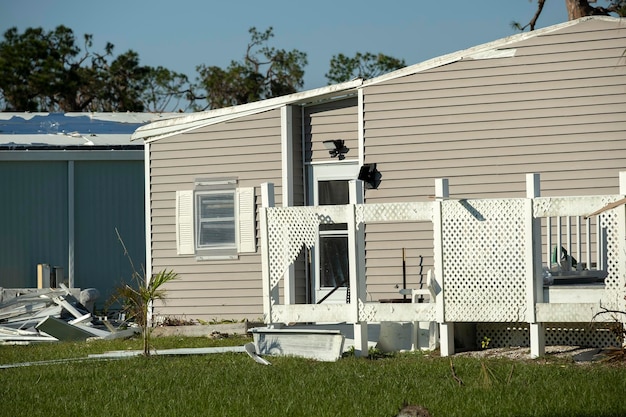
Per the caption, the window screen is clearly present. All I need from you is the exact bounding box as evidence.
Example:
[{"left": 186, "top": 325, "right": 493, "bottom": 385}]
[{"left": 196, "top": 190, "right": 236, "bottom": 249}]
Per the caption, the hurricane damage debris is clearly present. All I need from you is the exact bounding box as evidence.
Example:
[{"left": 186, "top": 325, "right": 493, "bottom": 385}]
[{"left": 0, "top": 284, "right": 138, "bottom": 344}]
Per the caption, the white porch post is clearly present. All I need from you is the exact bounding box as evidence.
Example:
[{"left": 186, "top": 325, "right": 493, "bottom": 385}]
[
  {"left": 619, "top": 173, "right": 626, "bottom": 327},
  {"left": 526, "top": 173, "right": 545, "bottom": 358},
  {"left": 434, "top": 178, "right": 454, "bottom": 356},
  {"left": 529, "top": 323, "right": 545, "bottom": 358},
  {"left": 349, "top": 180, "right": 368, "bottom": 357},
  {"left": 260, "top": 183, "right": 276, "bottom": 324},
  {"left": 281, "top": 106, "right": 296, "bottom": 305}
]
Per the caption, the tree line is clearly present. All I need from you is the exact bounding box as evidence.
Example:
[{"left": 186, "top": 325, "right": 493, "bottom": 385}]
[
  {"left": 1, "top": 1, "right": 623, "bottom": 113},
  {"left": 0, "top": 26, "right": 405, "bottom": 113}
]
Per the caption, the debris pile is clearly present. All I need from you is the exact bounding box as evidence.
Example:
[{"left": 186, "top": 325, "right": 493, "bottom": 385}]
[{"left": 0, "top": 284, "right": 138, "bottom": 344}]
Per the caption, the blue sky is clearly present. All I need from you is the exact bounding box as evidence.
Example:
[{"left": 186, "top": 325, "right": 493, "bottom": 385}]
[{"left": 2, "top": 1, "right": 569, "bottom": 90}]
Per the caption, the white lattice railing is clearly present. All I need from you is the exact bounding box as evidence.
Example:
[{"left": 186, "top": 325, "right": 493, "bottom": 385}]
[{"left": 259, "top": 174, "right": 626, "bottom": 357}]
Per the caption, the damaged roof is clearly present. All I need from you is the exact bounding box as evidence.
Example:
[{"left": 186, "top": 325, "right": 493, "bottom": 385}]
[{"left": 0, "top": 112, "right": 176, "bottom": 150}]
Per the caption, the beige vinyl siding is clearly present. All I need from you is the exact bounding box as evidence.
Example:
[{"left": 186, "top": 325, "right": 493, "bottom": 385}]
[
  {"left": 290, "top": 106, "right": 305, "bottom": 206},
  {"left": 149, "top": 109, "right": 282, "bottom": 321},
  {"left": 361, "top": 19, "right": 626, "bottom": 301},
  {"left": 288, "top": 107, "right": 309, "bottom": 303},
  {"left": 304, "top": 97, "right": 358, "bottom": 163},
  {"left": 364, "top": 222, "right": 434, "bottom": 299}
]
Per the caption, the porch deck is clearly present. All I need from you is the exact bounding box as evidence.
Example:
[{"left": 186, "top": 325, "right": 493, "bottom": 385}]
[{"left": 259, "top": 173, "right": 626, "bottom": 358}]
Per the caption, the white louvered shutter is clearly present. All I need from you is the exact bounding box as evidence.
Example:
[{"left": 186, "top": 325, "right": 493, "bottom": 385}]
[
  {"left": 236, "top": 187, "right": 256, "bottom": 253},
  {"left": 176, "top": 190, "right": 195, "bottom": 255}
]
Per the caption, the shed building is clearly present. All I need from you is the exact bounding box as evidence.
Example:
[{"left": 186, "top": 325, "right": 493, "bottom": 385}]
[{"left": 0, "top": 112, "right": 174, "bottom": 308}]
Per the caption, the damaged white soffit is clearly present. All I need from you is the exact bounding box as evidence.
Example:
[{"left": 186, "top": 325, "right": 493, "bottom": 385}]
[{"left": 463, "top": 48, "right": 517, "bottom": 60}]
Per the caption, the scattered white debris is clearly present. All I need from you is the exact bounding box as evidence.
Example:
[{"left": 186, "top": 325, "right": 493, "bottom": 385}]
[
  {"left": 244, "top": 342, "right": 271, "bottom": 365},
  {"left": 0, "top": 285, "right": 136, "bottom": 344}
]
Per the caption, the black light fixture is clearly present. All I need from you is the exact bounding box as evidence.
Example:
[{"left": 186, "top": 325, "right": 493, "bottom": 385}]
[
  {"left": 358, "top": 163, "right": 381, "bottom": 189},
  {"left": 322, "top": 139, "right": 349, "bottom": 160}
]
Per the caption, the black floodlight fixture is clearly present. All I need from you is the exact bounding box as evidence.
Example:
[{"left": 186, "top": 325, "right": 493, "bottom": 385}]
[
  {"left": 358, "top": 163, "right": 381, "bottom": 189},
  {"left": 323, "top": 139, "right": 349, "bottom": 160}
]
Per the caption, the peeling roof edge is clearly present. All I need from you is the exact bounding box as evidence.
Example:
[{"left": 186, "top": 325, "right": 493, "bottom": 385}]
[
  {"left": 362, "top": 16, "right": 621, "bottom": 88},
  {"left": 132, "top": 79, "right": 363, "bottom": 143},
  {"left": 464, "top": 49, "right": 518, "bottom": 60}
]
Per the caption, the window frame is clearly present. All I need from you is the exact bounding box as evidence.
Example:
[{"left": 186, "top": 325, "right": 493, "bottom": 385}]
[
  {"left": 195, "top": 188, "right": 237, "bottom": 251},
  {"left": 194, "top": 178, "right": 238, "bottom": 259},
  {"left": 175, "top": 178, "right": 256, "bottom": 260}
]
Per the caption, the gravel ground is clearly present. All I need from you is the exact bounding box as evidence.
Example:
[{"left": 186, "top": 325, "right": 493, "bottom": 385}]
[{"left": 453, "top": 345, "right": 608, "bottom": 362}]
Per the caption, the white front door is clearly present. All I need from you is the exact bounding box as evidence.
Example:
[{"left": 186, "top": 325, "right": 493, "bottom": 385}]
[{"left": 308, "top": 162, "right": 360, "bottom": 303}]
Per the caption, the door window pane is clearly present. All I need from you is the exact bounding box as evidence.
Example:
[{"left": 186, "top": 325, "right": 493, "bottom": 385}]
[
  {"left": 312, "top": 168, "right": 358, "bottom": 301},
  {"left": 319, "top": 235, "right": 349, "bottom": 288},
  {"left": 318, "top": 180, "right": 349, "bottom": 205}
]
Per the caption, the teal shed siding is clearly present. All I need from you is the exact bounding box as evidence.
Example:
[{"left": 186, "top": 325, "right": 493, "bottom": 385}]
[
  {"left": 0, "top": 161, "right": 68, "bottom": 288},
  {"left": 73, "top": 160, "right": 145, "bottom": 304},
  {"left": 0, "top": 158, "right": 145, "bottom": 308}
]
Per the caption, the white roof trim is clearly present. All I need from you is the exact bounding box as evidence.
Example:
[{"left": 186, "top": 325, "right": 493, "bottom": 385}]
[
  {"left": 464, "top": 49, "right": 517, "bottom": 60},
  {"left": 362, "top": 16, "right": 620, "bottom": 87},
  {"left": 132, "top": 79, "right": 363, "bottom": 143}
]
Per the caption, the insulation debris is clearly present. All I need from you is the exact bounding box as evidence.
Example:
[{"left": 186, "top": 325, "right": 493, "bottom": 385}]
[{"left": 0, "top": 285, "right": 138, "bottom": 344}]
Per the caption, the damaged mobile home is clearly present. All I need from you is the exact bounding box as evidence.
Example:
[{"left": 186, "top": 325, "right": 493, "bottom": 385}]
[{"left": 132, "top": 17, "right": 626, "bottom": 355}]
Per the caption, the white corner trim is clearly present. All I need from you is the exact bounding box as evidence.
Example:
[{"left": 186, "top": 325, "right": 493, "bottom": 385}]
[
  {"left": 357, "top": 89, "right": 365, "bottom": 167},
  {"left": 144, "top": 143, "right": 153, "bottom": 283}
]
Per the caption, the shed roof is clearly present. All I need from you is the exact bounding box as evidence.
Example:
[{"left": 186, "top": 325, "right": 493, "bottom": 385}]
[
  {"left": 0, "top": 112, "right": 176, "bottom": 149},
  {"left": 132, "top": 16, "right": 622, "bottom": 144}
]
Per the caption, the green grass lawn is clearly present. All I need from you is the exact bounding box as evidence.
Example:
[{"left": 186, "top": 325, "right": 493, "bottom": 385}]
[{"left": 1, "top": 335, "right": 625, "bottom": 417}]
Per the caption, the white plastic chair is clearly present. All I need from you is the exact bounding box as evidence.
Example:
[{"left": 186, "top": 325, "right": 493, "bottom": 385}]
[
  {"left": 398, "top": 269, "right": 439, "bottom": 351},
  {"left": 399, "top": 269, "right": 436, "bottom": 303}
]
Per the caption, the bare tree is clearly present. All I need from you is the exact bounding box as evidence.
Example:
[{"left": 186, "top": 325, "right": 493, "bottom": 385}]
[{"left": 514, "top": 0, "right": 626, "bottom": 31}]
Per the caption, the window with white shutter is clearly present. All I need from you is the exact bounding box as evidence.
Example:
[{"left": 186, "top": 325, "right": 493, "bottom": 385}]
[{"left": 175, "top": 179, "right": 256, "bottom": 259}]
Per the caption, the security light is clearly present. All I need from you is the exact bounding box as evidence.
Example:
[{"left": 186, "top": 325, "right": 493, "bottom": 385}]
[
  {"left": 358, "top": 163, "right": 381, "bottom": 189},
  {"left": 322, "top": 139, "right": 349, "bottom": 160}
]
